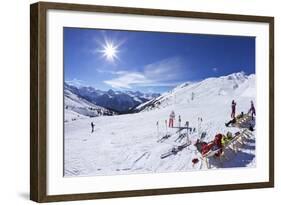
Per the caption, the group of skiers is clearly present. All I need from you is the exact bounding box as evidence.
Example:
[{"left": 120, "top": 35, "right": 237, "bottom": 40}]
[
  {"left": 194, "top": 130, "right": 239, "bottom": 160},
  {"left": 191, "top": 99, "right": 256, "bottom": 164},
  {"left": 231, "top": 100, "right": 256, "bottom": 120},
  {"left": 166, "top": 99, "right": 255, "bottom": 130},
  {"left": 226, "top": 100, "right": 256, "bottom": 127}
]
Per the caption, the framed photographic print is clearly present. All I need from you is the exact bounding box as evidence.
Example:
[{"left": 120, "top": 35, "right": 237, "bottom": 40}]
[{"left": 30, "top": 1, "right": 274, "bottom": 203}]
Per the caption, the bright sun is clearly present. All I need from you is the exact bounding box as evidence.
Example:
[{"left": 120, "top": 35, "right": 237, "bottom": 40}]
[{"left": 100, "top": 40, "right": 120, "bottom": 62}]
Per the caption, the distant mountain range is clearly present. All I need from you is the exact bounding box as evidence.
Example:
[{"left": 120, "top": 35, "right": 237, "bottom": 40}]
[{"left": 64, "top": 83, "right": 160, "bottom": 113}]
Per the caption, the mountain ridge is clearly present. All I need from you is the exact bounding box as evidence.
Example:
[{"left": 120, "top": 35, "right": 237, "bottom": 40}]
[
  {"left": 64, "top": 83, "right": 160, "bottom": 113},
  {"left": 134, "top": 72, "right": 255, "bottom": 112}
]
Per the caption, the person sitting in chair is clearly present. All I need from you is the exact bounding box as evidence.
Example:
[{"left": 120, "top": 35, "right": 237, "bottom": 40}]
[{"left": 225, "top": 112, "right": 244, "bottom": 127}]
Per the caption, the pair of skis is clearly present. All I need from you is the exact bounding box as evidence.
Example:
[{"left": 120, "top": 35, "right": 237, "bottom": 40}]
[
  {"left": 157, "top": 134, "right": 172, "bottom": 143},
  {"left": 159, "top": 123, "right": 195, "bottom": 159},
  {"left": 160, "top": 141, "right": 191, "bottom": 159},
  {"left": 174, "top": 133, "right": 188, "bottom": 143}
]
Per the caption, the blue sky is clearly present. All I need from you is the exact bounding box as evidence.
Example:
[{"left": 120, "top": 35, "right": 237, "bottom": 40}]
[{"left": 64, "top": 27, "right": 255, "bottom": 93}]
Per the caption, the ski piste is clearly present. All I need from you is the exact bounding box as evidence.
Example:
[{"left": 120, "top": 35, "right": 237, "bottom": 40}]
[
  {"left": 160, "top": 142, "right": 191, "bottom": 159},
  {"left": 64, "top": 72, "right": 256, "bottom": 176}
]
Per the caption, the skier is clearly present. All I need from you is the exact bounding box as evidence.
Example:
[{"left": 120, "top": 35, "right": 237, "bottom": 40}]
[
  {"left": 248, "top": 100, "right": 256, "bottom": 120},
  {"left": 231, "top": 100, "right": 236, "bottom": 119},
  {"left": 168, "top": 111, "right": 175, "bottom": 128},
  {"left": 221, "top": 132, "right": 233, "bottom": 146},
  {"left": 91, "top": 122, "right": 95, "bottom": 133},
  {"left": 191, "top": 92, "right": 195, "bottom": 101}
]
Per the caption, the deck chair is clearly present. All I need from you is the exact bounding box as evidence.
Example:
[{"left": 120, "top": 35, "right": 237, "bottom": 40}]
[
  {"left": 233, "top": 114, "right": 253, "bottom": 128},
  {"left": 199, "top": 146, "right": 222, "bottom": 169},
  {"left": 223, "top": 129, "right": 248, "bottom": 153},
  {"left": 200, "top": 129, "right": 249, "bottom": 168}
]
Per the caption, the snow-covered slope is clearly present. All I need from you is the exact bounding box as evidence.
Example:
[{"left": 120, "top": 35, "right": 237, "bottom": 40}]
[
  {"left": 64, "top": 85, "right": 115, "bottom": 122},
  {"left": 64, "top": 72, "right": 256, "bottom": 177},
  {"left": 135, "top": 72, "right": 255, "bottom": 112}
]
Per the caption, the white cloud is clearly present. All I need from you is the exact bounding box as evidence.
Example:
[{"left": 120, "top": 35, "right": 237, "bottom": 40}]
[
  {"left": 96, "top": 68, "right": 128, "bottom": 75},
  {"left": 65, "top": 78, "right": 87, "bottom": 87},
  {"left": 104, "top": 57, "right": 186, "bottom": 89},
  {"left": 105, "top": 72, "right": 147, "bottom": 89}
]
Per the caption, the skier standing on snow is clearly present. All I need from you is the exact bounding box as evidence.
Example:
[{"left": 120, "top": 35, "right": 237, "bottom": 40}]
[
  {"left": 231, "top": 100, "right": 236, "bottom": 119},
  {"left": 168, "top": 111, "right": 175, "bottom": 128},
  {"left": 91, "top": 122, "right": 95, "bottom": 133},
  {"left": 191, "top": 92, "right": 195, "bottom": 101},
  {"left": 248, "top": 100, "right": 256, "bottom": 120}
]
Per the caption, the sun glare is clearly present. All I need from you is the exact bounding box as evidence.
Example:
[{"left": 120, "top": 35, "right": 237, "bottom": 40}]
[{"left": 100, "top": 39, "right": 120, "bottom": 62}]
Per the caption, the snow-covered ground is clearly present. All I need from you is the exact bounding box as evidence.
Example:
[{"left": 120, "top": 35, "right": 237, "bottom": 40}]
[{"left": 64, "top": 72, "right": 256, "bottom": 177}]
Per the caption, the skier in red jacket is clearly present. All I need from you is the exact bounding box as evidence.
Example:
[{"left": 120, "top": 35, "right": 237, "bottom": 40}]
[
  {"left": 195, "top": 134, "right": 223, "bottom": 157},
  {"left": 231, "top": 100, "right": 236, "bottom": 119}
]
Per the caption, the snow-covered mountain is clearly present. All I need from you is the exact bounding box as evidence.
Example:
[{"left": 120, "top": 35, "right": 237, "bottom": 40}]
[
  {"left": 134, "top": 72, "right": 255, "bottom": 112},
  {"left": 64, "top": 83, "right": 160, "bottom": 113},
  {"left": 64, "top": 72, "right": 256, "bottom": 177},
  {"left": 64, "top": 84, "right": 116, "bottom": 122}
]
